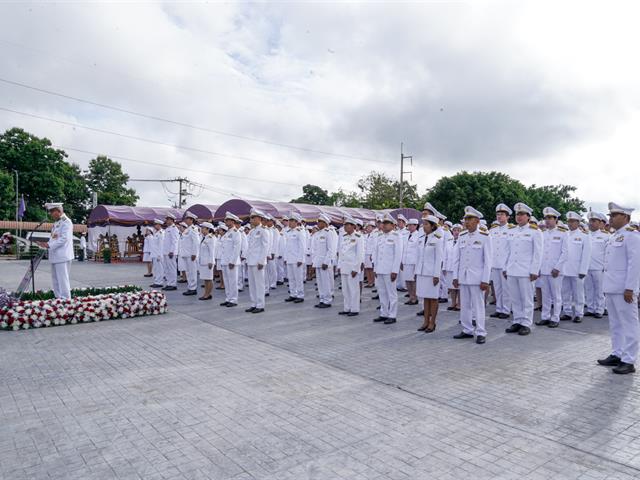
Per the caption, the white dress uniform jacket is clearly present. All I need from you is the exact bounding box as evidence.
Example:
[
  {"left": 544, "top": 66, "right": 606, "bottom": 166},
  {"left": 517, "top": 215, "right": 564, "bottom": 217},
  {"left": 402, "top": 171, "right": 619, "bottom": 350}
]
[
  {"left": 452, "top": 229, "right": 492, "bottom": 285},
  {"left": 541, "top": 227, "right": 568, "bottom": 275},
  {"left": 339, "top": 231, "right": 365, "bottom": 313},
  {"left": 48, "top": 214, "right": 74, "bottom": 264},
  {"left": 374, "top": 231, "right": 402, "bottom": 275},
  {"left": 162, "top": 224, "right": 179, "bottom": 257},
  {"left": 311, "top": 228, "right": 337, "bottom": 267},
  {"left": 247, "top": 225, "right": 270, "bottom": 266},
  {"left": 564, "top": 228, "right": 591, "bottom": 277}
]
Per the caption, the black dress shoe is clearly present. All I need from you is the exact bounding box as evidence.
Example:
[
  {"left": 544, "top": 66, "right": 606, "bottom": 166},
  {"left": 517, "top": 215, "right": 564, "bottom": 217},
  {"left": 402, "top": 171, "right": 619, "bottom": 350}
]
[
  {"left": 177, "top": 279, "right": 187, "bottom": 284},
  {"left": 284, "top": 297, "right": 296, "bottom": 302},
  {"left": 603, "top": 310, "right": 608, "bottom": 316},
  {"left": 251, "top": 308, "right": 265, "bottom": 314},
  {"left": 453, "top": 332, "right": 474, "bottom": 339},
  {"left": 198, "top": 296, "right": 212, "bottom": 301},
  {"left": 498, "top": 313, "right": 510, "bottom": 319},
  {"left": 317, "top": 303, "right": 331, "bottom": 308},
  {"left": 573, "top": 317, "right": 582, "bottom": 323},
  {"left": 597, "top": 355, "right": 621, "bottom": 366},
  {"left": 535, "top": 319, "right": 550, "bottom": 326},
  {"left": 594, "top": 313, "right": 603, "bottom": 319},
  {"left": 165, "top": 286, "right": 177, "bottom": 291},
  {"left": 338, "top": 311, "right": 349, "bottom": 315},
  {"left": 489, "top": 312, "right": 501, "bottom": 318},
  {"left": 220, "top": 301, "right": 229, "bottom": 306},
  {"left": 373, "top": 317, "right": 387, "bottom": 322},
  {"left": 476, "top": 336, "right": 486, "bottom": 344},
  {"left": 417, "top": 325, "right": 427, "bottom": 331},
  {"left": 518, "top": 326, "right": 531, "bottom": 335},
  {"left": 384, "top": 318, "right": 396, "bottom": 324},
  {"left": 293, "top": 298, "right": 304, "bottom": 303},
  {"left": 505, "top": 324, "right": 522, "bottom": 333},
  {"left": 404, "top": 293, "right": 410, "bottom": 297},
  {"left": 547, "top": 321, "right": 559, "bottom": 328},
  {"left": 376, "top": 305, "right": 381, "bottom": 310},
  {"left": 182, "top": 290, "right": 197, "bottom": 296},
  {"left": 613, "top": 362, "right": 636, "bottom": 374},
  {"left": 226, "top": 303, "right": 237, "bottom": 307},
  {"left": 245, "top": 307, "right": 256, "bottom": 313},
  {"left": 438, "top": 298, "right": 448, "bottom": 303},
  {"left": 143, "top": 274, "right": 153, "bottom": 278},
  {"left": 347, "top": 312, "right": 359, "bottom": 317},
  {"left": 584, "top": 311, "right": 595, "bottom": 317},
  {"left": 472, "top": 320, "right": 476, "bottom": 327},
  {"left": 416, "top": 310, "right": 424, "bottom": 316},
  {"left": 446, "top": 306, "right": 455, "bottom": 311},
  {"left": 372, "top": 295, "right": 379, "bottom": 300},
  {"left": 560, "top": 314, "right": 572, "bottom": 321},
  {"left": 397, "top": 288, "right": 408, "bottom": 292},
  {"left": 265, "top": 293, "right": 270, "bottom": 297},
  {"left": 276, "top": 281, "right": 284, "bottom": 286},
  {"left": 149, "top": 284, "right": 163, "bottom": 288},
  {"left": 405, "top": 300, "right": 419, "bottom": 305}
]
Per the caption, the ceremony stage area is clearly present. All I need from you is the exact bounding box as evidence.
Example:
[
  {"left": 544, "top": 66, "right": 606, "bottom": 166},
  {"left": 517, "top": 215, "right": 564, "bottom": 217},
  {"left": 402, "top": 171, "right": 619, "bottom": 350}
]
[{"left": 2, "top": 261, "right": 639, "bottom": 479}]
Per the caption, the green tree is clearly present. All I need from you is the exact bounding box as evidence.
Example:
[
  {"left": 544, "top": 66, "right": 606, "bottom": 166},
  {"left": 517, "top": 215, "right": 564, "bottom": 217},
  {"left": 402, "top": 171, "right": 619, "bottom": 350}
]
[
  {"left": 0, "top": 170, "right": 15, "bottom": 219},
  {"left": 0, "top": 127, "right": 90, "bottom": 223},
  {"left": 84, "top": 155, "right": 138, "bottom": 206},
  {"left": 525, "top": 184, "right": 585, "bottom": 219},
  {"left": 356, "top": 172, "right": 420, "bottom": 210},
  {"left": 291, "top": 184, "right": 331, "bottom": 205},
  {"left": 328, "top": 188, "right": 361, "bottom": 207}
]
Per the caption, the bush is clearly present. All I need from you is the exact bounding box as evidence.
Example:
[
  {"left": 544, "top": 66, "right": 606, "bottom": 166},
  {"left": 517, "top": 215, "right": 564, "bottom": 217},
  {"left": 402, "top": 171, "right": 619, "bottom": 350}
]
[{"left": 18, "top": 285, "right": 141, "bottom": 302}]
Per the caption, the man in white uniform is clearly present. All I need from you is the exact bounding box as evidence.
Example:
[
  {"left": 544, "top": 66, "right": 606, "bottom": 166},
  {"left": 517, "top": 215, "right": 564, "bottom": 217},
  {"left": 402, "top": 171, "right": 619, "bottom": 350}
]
[
  {"left": 312, "top": 214, "right": 337, "bottom": 308},
  {"left": 338, "top": 217, "right": 365, "bottom": 316},
  {"left": 284, "top": 212, "right": 307, "bottom": 303},
  {"left": 561, "top": 211, "right": 591, "bottom": 322},
  {"left": 373, "top": 213, "right": 403, "bottom": 324},
  {"left": 597, "top": 203, "right": 640, "bottom": 374},
  {"left": 181, "top": 212, "right": 200, "bottom": 296},
  {"left": 585, "top": 212, "right": 609, "bottom": 318},
  {"left": 452, "top": 206, "right": 493, "bottom": 344},
  {"left": 245, "top": 209, "right": 270, "bottom": 313},
  {"left": 45, "top": 202, "right": 74, "bottom": 299},
  {"left": 490, "top": 203, "right": 513, "bottom": 319},
  {"left": 219, "top": 212, "right": 242, "bottom": 307},
  {"left": 402, "top": 218, "right": 420, "bottom": 305},
  {"left": 161, "top": 213, "right": 179, "bottom": 291},
  {"left": 149, "top": 219, "right": 165, "bottom": 288}
]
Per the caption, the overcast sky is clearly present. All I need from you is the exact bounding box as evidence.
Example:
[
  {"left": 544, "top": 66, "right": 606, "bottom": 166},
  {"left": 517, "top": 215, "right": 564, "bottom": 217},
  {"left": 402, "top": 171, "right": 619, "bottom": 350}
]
[{"left": 1, "top": 1, "right": 639, "bottom": 218}]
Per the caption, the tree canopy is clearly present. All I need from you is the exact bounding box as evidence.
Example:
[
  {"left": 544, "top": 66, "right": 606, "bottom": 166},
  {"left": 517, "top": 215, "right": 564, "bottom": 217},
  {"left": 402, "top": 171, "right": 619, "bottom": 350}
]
[{"left": 85, "top": 155, "right": 139, "bottom": 206}]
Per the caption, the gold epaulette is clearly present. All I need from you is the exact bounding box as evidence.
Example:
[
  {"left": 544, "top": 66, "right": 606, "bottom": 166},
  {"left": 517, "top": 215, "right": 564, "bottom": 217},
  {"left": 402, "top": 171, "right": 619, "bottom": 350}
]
[
  {"left": 490, "top": 224, "right": 499, "bottom": 229},
  {"left": 626, "top": 226, "right": 636, "bottom": 231},
  {"left": 558, "top": 226, "right": 568, "bottom": 231},
  {"left": 480, "top": 230, "right": 489, "bottom": 236},
  {"left": 508, "top": 224, "right": 516, "bottom": 229},
  {"left": 434, "top": 233, "right": 442, "bottom": 239},
  {"left": 529, "top": 224, "right": 539, "bottom": 230},
  {"left": 600, "top": 228, "right": 610, "bottom": 234},
  {"left": 459, "top": 231, "right": 468, "bottom": 236}
]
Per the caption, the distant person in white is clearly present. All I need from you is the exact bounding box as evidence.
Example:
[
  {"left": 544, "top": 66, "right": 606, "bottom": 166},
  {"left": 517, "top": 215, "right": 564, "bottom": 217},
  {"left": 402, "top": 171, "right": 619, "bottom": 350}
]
[{"left": 44, "top": 202, "right": 74, "bottom": 299}]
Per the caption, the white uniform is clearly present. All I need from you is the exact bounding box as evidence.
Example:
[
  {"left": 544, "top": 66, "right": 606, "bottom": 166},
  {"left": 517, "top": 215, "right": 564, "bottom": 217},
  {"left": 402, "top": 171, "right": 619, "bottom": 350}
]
[
  {"left": 453, "top": 229, "right": 493, "bottom": 337},
  {"left": 48, "top": 214, "right": 74, "bottom": 299},
  {"left": 285, "top": 227, "right": 307, "bottom": 299},
  {"left": 603, "top": 225, "right": 640, "bottom": 364},
  {"left": 439, "top": 227, "right": 454, "bottom": 298},
  {"left": 364, "top": 231, "right": 376, "bottom": 269},
  {"left": 338, "top": 231, "right": 365, "bottom": 313},
  {"left": 397, "top": 227, "right": 409, "bottom": 289},
  {"left": 220, "top": 228, "right": 242, "bottom": 304},
  {"left": 151, "top": 229, "right": 165, "bottom": 285},
  {"left": 267, "top": 227, "right": 278, "bottom": 290},
  {"left": 311, "top": 227, "right": 337, "bottom": 305},
  {"left": 415, "top": 231, "right": 444, "bottom": 299},
  {"left": 539, "top": 226, "right": 568, "bottom": 323},
  {"left": 276, "top": 229, "right": 286, "bottom": 283},
  {"left": 142, "top": 234, "right": 152, "bottom": 262},
  {"left": 247, "top": 224, "right": 270, "bottom": 309},
  {"left": 198, "top": 234, "right": 216, "bottom": 280},
  {"left": 562, "top": 228, "right": 591, "bottom": 318},
  {"left": 490, "top": 223, "right": 512, "bottom": 315},
  {"left": 585, "top": 229, "right": 609, "bottom": 315},
  {"left": 177, "top": 231, "right": 186, "bottom": 272},
  {"left": 504, "top": 223, "right": 543, "bottom": 327},
  {"left": 402, "top": 229, "right": 420, "bottom": 282},
  {"left": 238, "top": 230, "right": 248, "bottom": 291},
  {"left": 162, "top": 224, "right": 179, "bottom": 287},
  {"left": 374, "top": 231, "right": 403, "bottom": 319},
  {"left": 181, "top": 225, "right": 200, "bottom": 291}
]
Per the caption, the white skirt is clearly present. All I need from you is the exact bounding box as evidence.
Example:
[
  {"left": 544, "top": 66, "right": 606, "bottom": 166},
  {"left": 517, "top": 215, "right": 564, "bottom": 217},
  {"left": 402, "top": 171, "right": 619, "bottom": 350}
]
[
  {"left": 143, "top": 252, "right": 151, "bottom": 262},
  {"left": 199, "top": 264, "right": 214, "bottom": 280},
  {"left": 403, "top": 264, "right": 416, "bottom": 280},
  {"left": 416, "top": 275, "right": 439, "bottom": 299}
]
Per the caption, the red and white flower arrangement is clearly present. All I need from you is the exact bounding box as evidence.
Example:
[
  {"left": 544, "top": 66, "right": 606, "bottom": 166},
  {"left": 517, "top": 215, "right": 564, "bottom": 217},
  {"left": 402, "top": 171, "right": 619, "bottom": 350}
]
[{"left": 0, "top": 291, "right": 168, "bottom": 331}]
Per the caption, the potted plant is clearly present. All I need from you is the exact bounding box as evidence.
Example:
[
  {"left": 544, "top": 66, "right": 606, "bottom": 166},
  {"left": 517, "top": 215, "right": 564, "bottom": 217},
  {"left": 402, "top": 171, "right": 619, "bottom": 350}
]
[{"left": 102, "top": 247, "right": 112, "bottom": 264}]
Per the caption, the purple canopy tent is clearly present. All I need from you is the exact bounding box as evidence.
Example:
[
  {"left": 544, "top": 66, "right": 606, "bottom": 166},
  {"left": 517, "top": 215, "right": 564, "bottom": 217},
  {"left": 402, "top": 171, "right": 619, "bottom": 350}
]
[{"left": 182, "top": 204, "right": 220, "bottom": 221}]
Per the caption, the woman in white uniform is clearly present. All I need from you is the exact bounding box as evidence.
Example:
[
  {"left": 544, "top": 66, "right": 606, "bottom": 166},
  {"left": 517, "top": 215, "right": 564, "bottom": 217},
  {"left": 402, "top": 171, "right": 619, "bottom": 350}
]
[
  {"left": 198, "top": 222, "right": 216, "bottom": 300},
  {"left": 415, "top": 215, "right": 444, "bottom": 333},
  {"left": 142, "top": 227, "right": 154, "bottom": 277}
]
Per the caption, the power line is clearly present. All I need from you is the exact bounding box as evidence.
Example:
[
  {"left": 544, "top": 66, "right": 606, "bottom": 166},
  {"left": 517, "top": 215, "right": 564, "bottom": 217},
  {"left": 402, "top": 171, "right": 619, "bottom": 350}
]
[
  {"left": 0, "top": 106, "right": 366, "bottom": 178},
  {"left": 54, "top": 144, "right": 304, "bottom": 189},
  {"left": 0, "top": 76, "right": 393, "bottom": 164}
]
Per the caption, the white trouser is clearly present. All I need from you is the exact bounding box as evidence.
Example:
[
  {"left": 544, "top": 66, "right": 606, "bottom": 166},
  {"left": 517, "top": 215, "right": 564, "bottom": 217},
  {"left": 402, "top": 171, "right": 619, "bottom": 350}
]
[
  {"left": 163, "top": 255, "right": 177, "bottom": 287},
  {"left": 152, "top": 257, "right": 164, "bottom": 285},
  {"left": 239, "top": 262, "right": 246, "bottom": 291},
  {"left": 562, "top": 276, "right": 585, "bottom": 318},
  {"left": 397, "top": 268, "right": 406, "bottom": 290},
  {"left": 286, "top": 263, "right": 304, "bottom": 298},
  {"left": 507, "top": 275, "right": 534, "bottom": 327},
  {"left": 377, "top": 273, "right": 398, "bottom": 318},
  {"left": 341, "top": 273, "right": 360, "bottom": 313},
  {"left": 221, "top": 265, "right": 239, "bottom": 303},
  {"left": 248, "top": 265, "right": 266, "bottom": 309},
  {"left": 51, "top": 261, "right": 71, "bottom": 299},
  {"left": 460, "top": 284, "right": 486, "bottom": 336},
  {"left": 316, "top": 266, "right": 333, "bottom": 304},
  {"left": 268, "top": 259, "right": 277, "bottom": 288},
  {"left": 439, "top": 271, "right": 448, "bottom": 298},
  {"left": 585, "top": 270, "right": 605, "bottom": 315},
  {"left": 607, "top": 293, "right": 640, "bottom": 364},
  {"left": 540, "top": 274, "right": 563, "bottom": 322},
  {"left": 277, "top": 258, "right": 286, "bottom": 282},
  {"left": 183, "top": 257, "right": 198, "bottom": 291},
  {"left": 491, "top": 268, "right": 510, "bottom": 314}
]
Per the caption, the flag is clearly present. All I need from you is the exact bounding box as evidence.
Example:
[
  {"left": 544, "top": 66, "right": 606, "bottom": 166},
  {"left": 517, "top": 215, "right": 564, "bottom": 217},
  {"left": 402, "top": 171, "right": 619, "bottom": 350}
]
[{"left": 18, "top": 194, "right": 25, "bottom": 219}]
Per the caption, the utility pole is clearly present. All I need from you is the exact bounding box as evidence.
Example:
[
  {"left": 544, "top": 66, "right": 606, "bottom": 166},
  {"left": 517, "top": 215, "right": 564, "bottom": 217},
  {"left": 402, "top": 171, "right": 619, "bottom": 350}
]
[
  {"left": 399, "top": 143, "right": 413, "bottom": 208},
  {"left": 176, "top": 177, "right": 191, "bottom": 208},
  {"left": 129, "top": 177, "right": 193, "bottom": 208}
]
